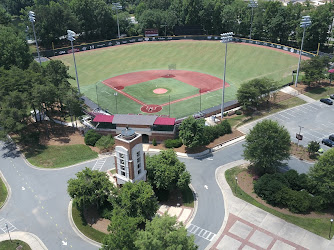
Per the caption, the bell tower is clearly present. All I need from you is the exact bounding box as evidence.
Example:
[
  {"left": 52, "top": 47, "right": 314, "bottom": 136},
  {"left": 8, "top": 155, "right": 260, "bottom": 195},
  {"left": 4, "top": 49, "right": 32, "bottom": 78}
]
[{"left": 114, "top": 128, "right": 147, "bottom": 186}]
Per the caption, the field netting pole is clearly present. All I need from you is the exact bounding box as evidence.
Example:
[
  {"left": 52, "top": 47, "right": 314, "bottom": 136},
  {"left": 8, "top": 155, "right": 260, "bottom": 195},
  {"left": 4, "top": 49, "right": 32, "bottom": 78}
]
[
  {"left": 200, "top": 89, "right": 201, "bottom": 111},
  {"left": 96, "top": 82, "right": 100, "bottom": 108},
  {"left": 169, "top": 95, "right": 170, "bottom": 117}
]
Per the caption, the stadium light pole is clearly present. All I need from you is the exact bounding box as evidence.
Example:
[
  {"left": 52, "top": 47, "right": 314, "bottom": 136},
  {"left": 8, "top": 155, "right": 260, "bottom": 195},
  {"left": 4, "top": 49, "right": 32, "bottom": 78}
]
[
  {"left": 67, "top": 30, "right": 81, "bottom": 94},
  {"left": 114, "top": 92, "right": 118, "bottom": 113},
  {"left": 28, "top": 11, "right": 42, "bottom": 65},
  {"left": 248, "top": 0, "right": 258, "bottom": 40},
  {"left": 220, "top": 32, "right": 234, "bottom": 119},
  {"left": 112, "top": 2, "right": 122, "bottom": 39},
  {"left": 295, "top": 16, "right": 311, "bottom": 87}
]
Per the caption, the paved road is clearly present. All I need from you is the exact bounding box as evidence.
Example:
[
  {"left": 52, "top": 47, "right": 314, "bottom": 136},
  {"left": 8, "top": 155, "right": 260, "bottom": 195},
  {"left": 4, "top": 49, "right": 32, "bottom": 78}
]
[
  {"left": 0, "top": 138, "right": 313, "bottom": 250},
  {"left": 238, "top": 100, "right": 334, "bottom": 150},
  {"left": 180, "top": 141, "right": 313, "bottom": 250},
  {"left": 0, "top": 141, "right": 114, "bottom": 250}
]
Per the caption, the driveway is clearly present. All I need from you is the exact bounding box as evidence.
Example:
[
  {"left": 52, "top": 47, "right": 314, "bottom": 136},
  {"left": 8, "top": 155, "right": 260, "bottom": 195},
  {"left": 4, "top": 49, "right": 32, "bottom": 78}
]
[{"left": 238, "top": 100, "right": 334, "bottom": 150}]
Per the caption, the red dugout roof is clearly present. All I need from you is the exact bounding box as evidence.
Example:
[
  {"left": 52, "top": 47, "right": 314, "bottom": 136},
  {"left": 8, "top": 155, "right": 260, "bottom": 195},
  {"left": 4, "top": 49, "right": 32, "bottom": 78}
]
[
  {"left": 93, "top": 114, "right": 114, "bottom": 123},
  {"left": 154, "top": 117, "right": 176, "bottom": 126}
]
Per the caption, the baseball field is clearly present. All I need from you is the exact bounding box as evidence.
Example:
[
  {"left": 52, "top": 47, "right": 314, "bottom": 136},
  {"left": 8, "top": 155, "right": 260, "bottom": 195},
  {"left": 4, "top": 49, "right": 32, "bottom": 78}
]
[{"left": 56, "top": 40, "right": 302, "bottom": 118}]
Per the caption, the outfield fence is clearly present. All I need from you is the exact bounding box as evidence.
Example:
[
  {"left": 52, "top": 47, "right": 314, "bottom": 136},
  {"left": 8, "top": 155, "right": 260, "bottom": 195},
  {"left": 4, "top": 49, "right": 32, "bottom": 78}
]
[{"left": 37, "top": 36, "right": 316, "bottom": 58}]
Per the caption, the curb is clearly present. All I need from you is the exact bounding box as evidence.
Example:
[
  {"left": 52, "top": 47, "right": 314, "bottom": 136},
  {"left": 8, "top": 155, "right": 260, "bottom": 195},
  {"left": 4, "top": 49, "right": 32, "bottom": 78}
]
[
  {"left": 185, "top": 183, "right": 198, "bottom": 227},
  {"left": 68, "top": 200, "right": 102, "bottom": 248},
  {"left": 0, "top": 171, "right": 11, "bottom": 210},
  {"left": 205, "top": 159, "right": 249, "bottom": 250},
  {"left": 0, "top": 231, "right": 48, "bottom": 250}
]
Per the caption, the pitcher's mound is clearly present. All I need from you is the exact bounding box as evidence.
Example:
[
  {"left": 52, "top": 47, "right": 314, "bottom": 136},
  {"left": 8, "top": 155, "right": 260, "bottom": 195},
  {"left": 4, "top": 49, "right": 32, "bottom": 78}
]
[{"left": 153, "top": 88, "right": 168, "bottom": 94}]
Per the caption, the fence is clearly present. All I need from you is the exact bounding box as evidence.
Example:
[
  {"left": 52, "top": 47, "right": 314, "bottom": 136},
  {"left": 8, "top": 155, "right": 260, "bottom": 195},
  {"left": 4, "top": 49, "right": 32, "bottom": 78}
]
[{"left": 37, "top": 35, "right": 316, "bottom": 58}]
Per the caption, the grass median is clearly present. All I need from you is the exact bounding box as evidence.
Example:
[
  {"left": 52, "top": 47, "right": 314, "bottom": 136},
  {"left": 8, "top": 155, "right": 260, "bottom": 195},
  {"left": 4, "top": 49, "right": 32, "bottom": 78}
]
[
  {"left": 72, "top": 205, "right": 107, "bottom": 243},
  {"left": 26, "top": 144, "right": 98, "bottom": 168},
  {"left": 0, "top": 240, "right": 31, "bottom": 250},
  {"left": 226, "top": 166, "right": 332, "bottom": 239},
  {"left": 0, "top": 177, "right": 8, "bottom": 208}
]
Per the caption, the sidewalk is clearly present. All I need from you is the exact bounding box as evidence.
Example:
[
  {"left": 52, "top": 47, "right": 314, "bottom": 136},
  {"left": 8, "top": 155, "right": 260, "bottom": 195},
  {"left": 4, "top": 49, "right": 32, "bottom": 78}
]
[
  {"left": 0, "top": 231, "right": 48, "bottom": 249},
  {"left": 207, "top": 160, "right": 334, "bottom": 250},
  {"left": 280, "top": 86, "right": 316, "bottom": 103}
]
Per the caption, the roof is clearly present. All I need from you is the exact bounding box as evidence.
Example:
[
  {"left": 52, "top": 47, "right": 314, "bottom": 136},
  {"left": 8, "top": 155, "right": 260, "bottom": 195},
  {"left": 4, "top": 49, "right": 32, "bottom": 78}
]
[
  {"left": 154, "top": 117, "right": 176, "bottom": 126},
  {"left": 112, "top": 114, "right": 158, "bottom": 126},
  {"left": 93, "top": 114, "right": 114, "bottom": 123}
]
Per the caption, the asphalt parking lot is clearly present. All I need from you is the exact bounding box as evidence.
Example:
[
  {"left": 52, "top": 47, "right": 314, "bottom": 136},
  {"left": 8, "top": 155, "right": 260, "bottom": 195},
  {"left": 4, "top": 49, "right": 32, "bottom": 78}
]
[{"left": 238, "top": 100, "right": 334, "bottom": 150}]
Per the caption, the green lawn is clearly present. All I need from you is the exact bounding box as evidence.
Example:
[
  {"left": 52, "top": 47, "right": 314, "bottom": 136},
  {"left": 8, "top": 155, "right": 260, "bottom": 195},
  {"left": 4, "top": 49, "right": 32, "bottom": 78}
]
[
  {"left": 0, "top": 177, "right": 8, "bottom": 208},
  {"left": 72, "top": 205, "right": 107, "bottom": 243},
  {"left": 26, "top": 145, "right": 98, "bottom": 168},
  {"left": 0, "top": 240, "right": 31, "bottom": 250},
  {"left": 57, "top": 41, "right": 300, "bottom": 117},
  {"left": 302, "top": 85, "right": 334, "bottom": 100},
  {"left": 226, "top": 166, "right": 332, "bottom": 239}
]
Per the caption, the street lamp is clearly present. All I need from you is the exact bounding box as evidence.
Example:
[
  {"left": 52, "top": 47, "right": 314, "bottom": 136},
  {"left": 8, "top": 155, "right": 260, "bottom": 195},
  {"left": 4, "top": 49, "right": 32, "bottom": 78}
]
[
  {"left": 330, "top": 219, "right": 333, "bottom": 239},
  {"left": 248, "top": 0, "right": 258, "bottom": 40},
  {"left": 112, "top": 2, "right": 122, "bottom": 39},
  {"left": 295, "top": 16, "right": 312, "bottom": 87},
  {"left": 114, "top": 92, "right": 118, "bottom": 113},
  {"left": 5, "top": 223, "right": 12, "bottom": 242},
  {"left": 67, "top": 30, "right": 81, "bottom": 94},
  {"left": 28, "top": 11, "right": 42, "bottom": 65},
  {"left": 220, "top": 32, "right": 234, "bottom": 118},
  {"left": 235, "top": 176, "right": 238, "bottom": 194}
]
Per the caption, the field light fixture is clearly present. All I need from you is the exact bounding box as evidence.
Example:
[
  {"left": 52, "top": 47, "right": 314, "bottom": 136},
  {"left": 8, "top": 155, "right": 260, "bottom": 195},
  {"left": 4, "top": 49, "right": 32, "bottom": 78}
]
[
  {"left": 248, "top": 0, "right": 258, "bottom": 40},
  {"left": 112, "top": 2, "right": 122, "bottom": 39},
  {"left": 295, "top": 16, "right": 311, "bottom": 87},
  {"left": 28, "top": 11, "right": 42, "bottom": 65},
  {"left": 220, "top": 32, "right": 234, "bottom": 118},
  {"left": 67, "top": 30, "right": 81, "bottom": 94}
]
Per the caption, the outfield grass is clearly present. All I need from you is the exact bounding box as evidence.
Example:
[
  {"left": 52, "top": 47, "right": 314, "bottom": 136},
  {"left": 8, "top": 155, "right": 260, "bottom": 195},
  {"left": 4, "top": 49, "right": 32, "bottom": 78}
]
[
  {"left": 72, "top": 205, "right": 106, "bottom": 243},
  {"left": 26, "top": 145, "right": 98, "bottom": 168},
  {"left": 0, "top": 240, "right": 31, "bottom": 250},
  {"left": 57, "top": 41, "right": 300, "bottom": 117},
  {"left": 226, "top": 166, "right": 332, "bottom": 239}
]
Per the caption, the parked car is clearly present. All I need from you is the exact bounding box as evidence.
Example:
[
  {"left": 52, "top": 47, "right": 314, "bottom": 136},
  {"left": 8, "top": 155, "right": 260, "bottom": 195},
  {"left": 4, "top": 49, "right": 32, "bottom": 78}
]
[
  {"left": 330, "top": 94, "right": 334, "bottom": 100},
  {"left": 320, "top": 98, "right": 333, "bottom": 105},
  {"left": 322, "top": 138, "right": 334, "bottom": 147},
  {"left": 329, "top": 134, "right": 334, "bottom": 141}
]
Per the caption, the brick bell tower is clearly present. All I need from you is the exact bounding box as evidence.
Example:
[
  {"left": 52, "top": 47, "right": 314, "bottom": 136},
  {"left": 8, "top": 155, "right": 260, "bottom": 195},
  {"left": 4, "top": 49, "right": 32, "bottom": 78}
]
[{"left": 114, "top": 128, "right": 147, "bottom": 186}]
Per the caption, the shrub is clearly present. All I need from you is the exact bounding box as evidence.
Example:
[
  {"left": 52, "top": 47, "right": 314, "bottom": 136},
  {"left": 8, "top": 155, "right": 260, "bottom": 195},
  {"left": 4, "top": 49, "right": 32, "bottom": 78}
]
[
  {"left": 164, "top": 138, "right": 183, "bottom": 148},
  {"left": 152, "top": 138, "right": 157, "bottom": 146},
  {"left": 283, "top": 170, "right": 310, "bottom": 191},
  {"left": 235, "top": 110, "right": 242, "bottom": 115},
  {"left": 254, "top": 173, "right": 289, "bottom": 205},
  {"left": 95, "top": 134, "right": 114, "bottom": 150},
  {"left": 84, "top": 130, "right": 102, "bottom": 146},
  {"left": 284, "top": 189, "right": 312, "bottom": 213},
  {"left": 218, "top": 120, "right": 232, "bottom": 135}
]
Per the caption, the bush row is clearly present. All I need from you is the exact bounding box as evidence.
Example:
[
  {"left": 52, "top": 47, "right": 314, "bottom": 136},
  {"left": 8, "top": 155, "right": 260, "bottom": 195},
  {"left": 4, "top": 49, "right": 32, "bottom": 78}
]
[
  {"left": 164, "top": 138, "right": 183, "bottom": 148},
  {"left": 202, "top": 120, "right": 232, "bottom": 145},
  {"left": 254, "top": 170, "right": 324, "bottom": 213},
  {"left": 84, "top": 130, "right": 114, "bottom": 150}
]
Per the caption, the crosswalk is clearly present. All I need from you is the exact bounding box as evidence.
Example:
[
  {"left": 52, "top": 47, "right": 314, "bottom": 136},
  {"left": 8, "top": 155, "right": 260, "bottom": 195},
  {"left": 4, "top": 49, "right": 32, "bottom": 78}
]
[
  {"left": 187, "top": 224, "right": 216, "bottom": 241},
  {"left": 0, "top": 218, "right": 16, "bottom": 233},
  {"left": 92, "top": 158, "right": 107, "bottom": 171}
]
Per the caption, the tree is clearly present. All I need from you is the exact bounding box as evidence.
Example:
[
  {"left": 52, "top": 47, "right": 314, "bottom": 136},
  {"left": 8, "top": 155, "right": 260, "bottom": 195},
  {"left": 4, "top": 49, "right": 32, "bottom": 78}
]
[
  {"left": 301, "top": 56, "right": 331, "bottom": 86},
  {"left": 243, "top": 119, "right": 291, "bottom": 174},
  {"left": 0, "top": 26, "right": 32, "bottom": 69},
  {"left": 146, "top": 149, "right": 191, "bottom": 192},
  {"left": 237, "top": 78, "right": 279, "bottom": 110},
  {"left": 179, "top": 116, "right": 205, "bottom": 148},
  {"left": 67, "top": 167, "right": 114, "bottom": 211},
  {"left": 309, "top": 148, "right": 334, "bottom": 204},
  {"left": 307, "top": 141, "right": 320, "bottom": 156},
  {"left": 112, "top": 181, "right": 159, "bottom": 223},
  {"left": 102, "top": 207, "right": 139, "bottom": 250},
  {"left": 135, "top": 214, "right": 198, "bottom": 250}
]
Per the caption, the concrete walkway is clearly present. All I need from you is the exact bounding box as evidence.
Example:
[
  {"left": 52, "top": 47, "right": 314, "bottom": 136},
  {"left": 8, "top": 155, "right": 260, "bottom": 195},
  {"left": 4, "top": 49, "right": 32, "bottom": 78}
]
[
  {"left": 280, "top": 86, "right": 316, "bottom": 103},
  {"left": 0, "top": 231, "right": 48, "bottom": 249},
  {"left": 207, "top": 160, "right": 334, "bottom": 250}
]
